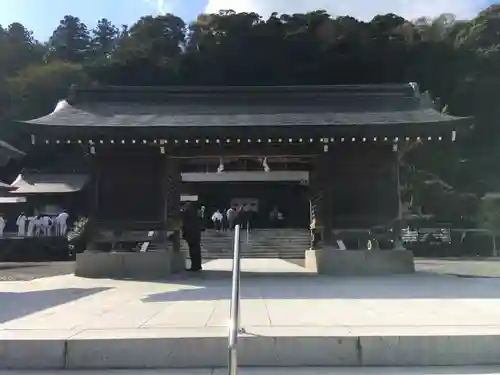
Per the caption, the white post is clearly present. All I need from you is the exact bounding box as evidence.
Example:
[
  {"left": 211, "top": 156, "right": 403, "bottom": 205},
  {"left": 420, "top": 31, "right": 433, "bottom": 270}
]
[{"left": 493, "top": 232, "right": 497, "bottom": 257}]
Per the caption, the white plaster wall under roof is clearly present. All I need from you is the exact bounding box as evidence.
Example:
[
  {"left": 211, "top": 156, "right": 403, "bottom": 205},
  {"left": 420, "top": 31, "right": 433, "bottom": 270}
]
[{"left": 181, "top": 170, "right": 309, "bottom": 183}]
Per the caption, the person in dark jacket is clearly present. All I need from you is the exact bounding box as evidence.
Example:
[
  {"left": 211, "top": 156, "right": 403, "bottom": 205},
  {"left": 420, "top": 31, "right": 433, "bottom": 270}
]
[{"left": 182, "top": 202, "right": 203, "bottom": 272}]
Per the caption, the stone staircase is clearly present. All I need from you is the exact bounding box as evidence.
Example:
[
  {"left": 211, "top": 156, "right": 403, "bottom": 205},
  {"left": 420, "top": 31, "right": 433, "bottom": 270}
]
[{"left": 181, "top": 228, "right": 310, "bottom": 259}]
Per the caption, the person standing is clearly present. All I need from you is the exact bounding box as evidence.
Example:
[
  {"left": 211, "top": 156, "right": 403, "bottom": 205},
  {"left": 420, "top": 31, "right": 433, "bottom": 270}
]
[
  {"left": 222, "top": 209, "right": 228, "bottom": 231},
  {"left": 34, "top": 216, "right": 42, "bottom": 236},
  {"left": 16, "top": 212, "right": 26, "bottom": 237},
  {"left": 211, "top": 209, "right": 223, "bottom": 231},
  {"left": 0, "top": 214, "right": 6, "bottom": 237},
  {"left": 226, "top": 207, "right": 236, "bottom": 230},
  {"left": 182, "top": 202, "right": 203, "bottom": 272},
  {"left": 42, "top": 215, "right": 51, "bottom": 236},
  {"left": 26, "top": 215, "right": 36, "bottom": 237},
  {"left": 235, "top": 206, "right": 246, "bottom": 229},
  {"left": 56, "top": 210, "right": 69, "bottom": 236}
]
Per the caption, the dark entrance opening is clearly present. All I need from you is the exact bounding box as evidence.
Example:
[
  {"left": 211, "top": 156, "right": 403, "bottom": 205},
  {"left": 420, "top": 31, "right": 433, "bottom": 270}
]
[{"left": 184, "top": 181, "right": 309, "bottom": 229}]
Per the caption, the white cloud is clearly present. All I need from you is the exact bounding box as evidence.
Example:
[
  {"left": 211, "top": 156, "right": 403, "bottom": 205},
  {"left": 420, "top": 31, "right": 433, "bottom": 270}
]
[
  {"left": 204, "top": 0, "right": 482, "bottom": 21},
  {"left": 144, "top": 0, "right": 179, "bottom": 14}
]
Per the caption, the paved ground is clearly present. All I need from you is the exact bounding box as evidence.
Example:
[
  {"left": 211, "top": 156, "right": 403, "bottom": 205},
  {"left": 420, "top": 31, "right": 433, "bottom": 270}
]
[
  {"left": 0, "top": 367, "right": 500, "bottom": 375},
  {"left": 2, "top": 258, "right": 500, "bottom": 337},
  {"left": 3, "top": 259, "right": 500, "bottom": 368},
  {"left": 3, "top": 256, "right": 500, "bottom": 282}
]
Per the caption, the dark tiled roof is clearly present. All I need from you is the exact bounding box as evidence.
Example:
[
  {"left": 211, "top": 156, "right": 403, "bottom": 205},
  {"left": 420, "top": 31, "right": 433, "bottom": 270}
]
[
  {"left": 0, "top": 181, "right": 13, "bottom": 189},
  {"left": 0, "top": 140, "right": 25, "bottom": 158},
  {"left": 10, "top": 173, "right": 89, "bottom": 194},
  {"left": 21, "top": 84, "right": 471, "bottom": 128}
]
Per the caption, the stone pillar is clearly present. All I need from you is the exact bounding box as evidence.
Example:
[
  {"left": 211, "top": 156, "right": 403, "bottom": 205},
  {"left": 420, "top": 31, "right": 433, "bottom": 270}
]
[{"left": 305, "top": 248, "right": 415, "bottom": 276}]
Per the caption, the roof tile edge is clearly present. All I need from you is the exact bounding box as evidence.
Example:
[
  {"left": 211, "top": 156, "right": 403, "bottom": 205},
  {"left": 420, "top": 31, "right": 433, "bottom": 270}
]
[{"left": 68, "top": 82, "right": 417, "bottom": 94}]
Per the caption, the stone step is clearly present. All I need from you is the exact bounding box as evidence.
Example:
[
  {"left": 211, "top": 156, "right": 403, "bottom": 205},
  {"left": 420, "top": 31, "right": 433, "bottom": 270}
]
[
  {"left": 195, "top": 243, "right": 310, "bottom": 247},
  {"left": 202, "top": 254, "right": 305, "bottom": 259},
  {"left": 196, "top": 238, "right": 310, "bottom": 243},
  {"left": 0, "top": 368, "right": 491, "bottom": 375},
  {"left": 182, "top": 249, "right": 308, "bottom": 255},
  {"left": 178, "top": 229, "right": 310, "bottom": 258},
  {"left": 202, "top": 253, "right": 305, "bottom": 259},
  {"left": 180, "top": 243, "right": 310, "bottom": 251},
  {"left": 4, "top": 327, "right": 500, "bottom": 369}
]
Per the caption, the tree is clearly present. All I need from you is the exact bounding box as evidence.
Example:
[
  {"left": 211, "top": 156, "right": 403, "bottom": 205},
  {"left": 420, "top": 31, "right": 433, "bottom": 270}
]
[
  {"left": 476, "top": 197, "right": 500, "bottom": 255},
  {"left": 47, "top": 15, "right": 91, "bottom": 62},
  {"left": 113, "top": 15, "right": 186, "bottom": 65},
  {"left": 0, "top": 23, "right": 44, "bottom": 76},
  {"left": 90, "top": 18, "right": 119, "bottom": 61},
  {"left": 2, "top": 5, "right": 500, "bottom": 228},
  {"left": 8, "top": 61, "right": 90, "bottom": 120}
]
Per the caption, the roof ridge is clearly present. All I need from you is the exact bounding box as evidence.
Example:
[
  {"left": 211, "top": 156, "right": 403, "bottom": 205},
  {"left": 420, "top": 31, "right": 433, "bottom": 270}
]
[
  {"left": 70, "top": 83, "right": 418, "bottom": 95},
  {"left": 68, "top": 83, "right": 420, "bottom": 105}
]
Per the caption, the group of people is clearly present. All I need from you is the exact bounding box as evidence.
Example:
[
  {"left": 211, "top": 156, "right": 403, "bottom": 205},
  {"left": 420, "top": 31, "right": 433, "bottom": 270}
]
[
  {"left": 210, "top": 205, "right": 285, "bottom": 231},
  {"left": 210, "top": 206, "right": 244, "bottom": 231},
  {"left": 0, "top": 211, "right": 70, "bottom": 238},
  {"left": 180, "top": 202, "right": 286, "bottom": 273}
]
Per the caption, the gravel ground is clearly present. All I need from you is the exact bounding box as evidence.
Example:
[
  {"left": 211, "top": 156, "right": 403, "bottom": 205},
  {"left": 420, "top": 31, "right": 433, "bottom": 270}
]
[
  {"left": 0, "top": 262, "right": 75, "bottom": 281},
  {"left": 416, "top": 257, "right": 500, "bottom": 278}
]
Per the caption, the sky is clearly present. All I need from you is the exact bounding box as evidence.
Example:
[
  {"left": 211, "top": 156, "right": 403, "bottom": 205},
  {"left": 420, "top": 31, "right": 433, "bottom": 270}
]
[{"left": 0, "top": 0, "right": 494, "bottom": 42}]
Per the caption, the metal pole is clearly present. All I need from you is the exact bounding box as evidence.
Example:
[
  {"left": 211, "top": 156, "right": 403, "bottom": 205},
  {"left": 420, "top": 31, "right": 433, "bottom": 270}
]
[
  {"left": 493, "top": 232, "right": 497, "bottom": 257},
  {"left": 228, "top": 224, "right": 241, "bottom": 375}
]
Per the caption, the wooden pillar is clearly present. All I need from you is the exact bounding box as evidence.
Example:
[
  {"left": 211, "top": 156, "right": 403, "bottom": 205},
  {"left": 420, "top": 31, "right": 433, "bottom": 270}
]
[
  {"left": 322, "top": 152, "right": 334, "bottom": 245},
  {"left": 85, "top": 154, "right": 99, "bottom": 238},
  {"left": 310, "top": 153, "right": 333, "bottom": 247},
  {"left": 393, "top": 144, "right": 404, "bottom": 249},
  {"left": 163, "top": 156, "right": 181, "bottom": 252}
]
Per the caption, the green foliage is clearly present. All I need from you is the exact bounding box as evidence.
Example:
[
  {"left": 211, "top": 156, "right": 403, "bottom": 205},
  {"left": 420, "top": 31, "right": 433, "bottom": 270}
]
[
  {"left": 477, "top": 198, "right": 500, "bottom": 234},
  {"left": 7, "top": 61, "right": 90, "bottom": 120},
  {"left": 68, "top": 216, "right": 90, "bottom": 253},
  {"left": 47, "top": 15, "right": 91, "bottom": 63},
  {"left": 1, "top": 7, "right": 500, "bottom": 225}
]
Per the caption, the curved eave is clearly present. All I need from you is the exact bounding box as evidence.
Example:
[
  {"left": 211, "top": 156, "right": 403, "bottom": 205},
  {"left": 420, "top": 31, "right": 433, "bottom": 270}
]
[
  {"left": 0, "top": 139, "right": 26, "bottom": 160},
  {"left": 17, "top": 117, "right": 472, "bottom": 139}
]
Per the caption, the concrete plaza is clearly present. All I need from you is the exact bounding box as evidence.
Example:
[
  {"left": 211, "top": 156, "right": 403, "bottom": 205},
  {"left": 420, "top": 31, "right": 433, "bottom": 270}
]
[
  {"left": 2, "top": 259, "right": 500, "bottom": 369},
  {"left": 1, "top": 367, "right": 500, "bottom": 375}
]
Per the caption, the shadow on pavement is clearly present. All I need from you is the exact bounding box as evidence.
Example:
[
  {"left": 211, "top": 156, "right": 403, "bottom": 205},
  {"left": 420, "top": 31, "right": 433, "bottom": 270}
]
[
  {"left": 141, "top": 270, "right": 500, "bottom": 303},
  {"left": 0, "top": 287, "right": 109, "bottom": 323}
]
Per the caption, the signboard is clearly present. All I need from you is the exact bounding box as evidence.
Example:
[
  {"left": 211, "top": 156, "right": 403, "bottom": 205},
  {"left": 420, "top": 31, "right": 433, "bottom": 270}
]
[
  {"left": 230, "top": 198, "right": 259, "bottom": 212},
  {"left": 181, "top": 195, "right": 199, "bottom": 202}
]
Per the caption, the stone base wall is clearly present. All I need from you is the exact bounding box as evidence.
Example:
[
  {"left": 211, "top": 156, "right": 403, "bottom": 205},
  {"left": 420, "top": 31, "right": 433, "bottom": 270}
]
[
  {"left": 75, "top": 250, "right": 185, "bottom": 279},
  {"left": 0, "top": 237, "right": 69, "bottom": 262},
  {"left": 306, "top": 248, "right": 415, "bottom": 276}
]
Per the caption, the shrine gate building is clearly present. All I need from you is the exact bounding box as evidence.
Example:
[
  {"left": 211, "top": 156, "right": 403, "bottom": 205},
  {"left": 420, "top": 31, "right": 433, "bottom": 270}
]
[{"left": 15, "top": 83, "right": 471, "bottom": 277}]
